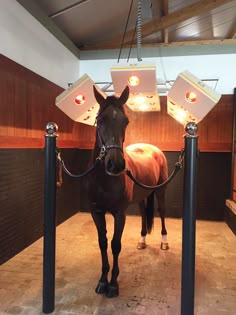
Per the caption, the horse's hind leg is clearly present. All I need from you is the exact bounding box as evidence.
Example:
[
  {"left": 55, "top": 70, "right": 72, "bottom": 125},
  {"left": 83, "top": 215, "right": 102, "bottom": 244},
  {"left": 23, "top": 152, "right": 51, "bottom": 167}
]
[
  {"left": 107, "top": 209, "right": 126, "bottom": 298},
  {"left": 155, "top": 188, "right": 169, "bottom": 250},
  {"left": 91, "top": 210, "right": 110, "bottom": 294},
  {"left": 137, "top": 200, "right": 147, "bottom": 249}
]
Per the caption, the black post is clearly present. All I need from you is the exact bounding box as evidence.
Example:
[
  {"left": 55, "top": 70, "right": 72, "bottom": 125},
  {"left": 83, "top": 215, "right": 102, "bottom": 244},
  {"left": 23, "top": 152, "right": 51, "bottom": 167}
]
[
  {"left": 181, "top": 122, "right": 198, "bottom": 315},
  {"left": 43, "top": 122, "right": 58, "bottom": 314},
  {"left": 230, "top": 88, "right": 236, "bottom": 199}
]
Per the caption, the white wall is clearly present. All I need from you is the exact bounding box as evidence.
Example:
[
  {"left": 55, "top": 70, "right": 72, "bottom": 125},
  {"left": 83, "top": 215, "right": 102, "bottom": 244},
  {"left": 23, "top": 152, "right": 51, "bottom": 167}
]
[
  {"left": 80, "top": 53, "right": 236, "bottom": 95},
  {"left": 0, "top": 0, "right": 80, "bottom": 89}
]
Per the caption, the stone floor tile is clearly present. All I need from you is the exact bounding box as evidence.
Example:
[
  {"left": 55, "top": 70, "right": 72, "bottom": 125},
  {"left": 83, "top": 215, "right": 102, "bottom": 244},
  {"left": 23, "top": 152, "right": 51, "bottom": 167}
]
[{"left": 0, "top": 213, "right": 235, "bottom": 315}]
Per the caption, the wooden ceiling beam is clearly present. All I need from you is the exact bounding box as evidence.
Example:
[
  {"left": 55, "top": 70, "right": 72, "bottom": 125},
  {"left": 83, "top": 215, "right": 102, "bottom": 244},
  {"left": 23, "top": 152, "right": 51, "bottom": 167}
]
[
  {"left": 161, "top": 0, "right": 169, "bottom": 44},
  {"left": 130, "top": 0, "right": 233, "bottom": 41},
  {"left": 228, "top": 21, "right": 236, "bottom": 39},
  {"left": 140, "top": 38, "right": 236, "bottom": 47},
  {"left": 81, "top": 38, "right": 236, "bottom": 51},
  {"left": 83, "top": 0, "right": 233, "bottom": 49}
]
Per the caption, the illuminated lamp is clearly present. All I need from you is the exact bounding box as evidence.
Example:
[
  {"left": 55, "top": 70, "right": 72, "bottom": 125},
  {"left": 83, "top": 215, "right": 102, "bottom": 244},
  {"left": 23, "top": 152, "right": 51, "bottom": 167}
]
[
  {"left": 186, "top": 92, "right": 197, "bottom": 103},
  {"left": 138, "top": 103, "right": 150, "bottom": 111},
  {"left": 111, "top": 63, "right": 160, "bottom": 111},
  {"left": 75, "top": 94, "right": 86, "bottom": 105},
  {"left": 55, "top": 74, "right": 106, "bottom": 126},
  {"left": 167, "top": 70, "right": 221, "bottom": 126},
  {"left": 128, "top": 75, "right": 140, "bottom": 86}
]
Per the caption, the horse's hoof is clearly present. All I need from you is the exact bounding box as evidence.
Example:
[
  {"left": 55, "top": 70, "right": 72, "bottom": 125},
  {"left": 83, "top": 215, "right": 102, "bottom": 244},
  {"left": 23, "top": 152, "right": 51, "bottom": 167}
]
[
  {"left": 137, "top": 242, "right": 147, "bottom": 250},
  {"left": 161, "top": 242, "right": 169, "bottom": 250},
  {"left": 95, "top": 280, "right": 108, "bottom": 294},
  {"left": 106, "top": 284, "right": 119, "bottom": 298}
]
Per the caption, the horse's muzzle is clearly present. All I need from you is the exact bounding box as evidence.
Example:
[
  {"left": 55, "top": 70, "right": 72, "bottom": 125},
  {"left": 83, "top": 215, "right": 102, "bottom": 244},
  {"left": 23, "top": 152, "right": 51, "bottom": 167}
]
[
  {"left": 105, "top": 169, "right": 124, "bottom": 176},
  {"left": 105, "top": 156, "right": 126, "bottom": 176}
]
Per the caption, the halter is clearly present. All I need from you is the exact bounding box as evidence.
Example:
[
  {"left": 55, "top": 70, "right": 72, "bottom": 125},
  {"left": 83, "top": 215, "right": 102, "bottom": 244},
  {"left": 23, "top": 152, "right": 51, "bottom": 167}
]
[
  {"left": 96, "top": 127, "right": 124, "bottom": 161},
  {"left": 95, "top": 108, "right": 124, "bottom": 161}
]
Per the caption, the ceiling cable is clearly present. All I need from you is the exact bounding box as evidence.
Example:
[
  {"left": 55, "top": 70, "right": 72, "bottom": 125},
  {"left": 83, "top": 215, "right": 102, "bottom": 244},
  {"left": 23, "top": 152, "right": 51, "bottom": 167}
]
[
  {"left": 127, "top": 23, "right": 137, "bottom": 62},
  {"left": 117, "top": 0, "right": 134, "bottom": 63},
  {"left": 137, "top": 0, "right": 142, "bottom": 61}
]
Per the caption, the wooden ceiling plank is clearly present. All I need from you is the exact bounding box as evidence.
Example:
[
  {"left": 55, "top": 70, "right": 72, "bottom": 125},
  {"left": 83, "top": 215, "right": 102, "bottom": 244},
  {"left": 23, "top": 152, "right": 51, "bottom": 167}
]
[
  {"left": 84, "top": 0, "right": 233, "bottom": 49},
  {"left": 81, "top": 38, "right": 236, "bottom": 51},
  {"left": 161, "top": 0, "right": 169, "bottom": 44},
  {"left": 141, "top": 38, "right": 236, "bottom": 47},
  {"left": 133, "top": 0, "right": 233, "bottom": 41}
]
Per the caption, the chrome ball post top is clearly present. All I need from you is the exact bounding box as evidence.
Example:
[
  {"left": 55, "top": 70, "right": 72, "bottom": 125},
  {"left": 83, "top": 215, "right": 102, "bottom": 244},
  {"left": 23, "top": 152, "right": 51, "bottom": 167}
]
[
  {"left": 46, "top": 122, "right": 58, "bottom": 136},
  {"left": 185, "top": 122, "right": 198, "bottom": 136}
]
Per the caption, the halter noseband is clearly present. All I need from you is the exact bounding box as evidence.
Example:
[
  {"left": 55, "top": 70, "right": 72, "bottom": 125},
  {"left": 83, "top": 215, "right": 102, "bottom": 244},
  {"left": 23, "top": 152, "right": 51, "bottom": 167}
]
[{"left": 96, "top": 128, "right": 124, "bottom": 161}]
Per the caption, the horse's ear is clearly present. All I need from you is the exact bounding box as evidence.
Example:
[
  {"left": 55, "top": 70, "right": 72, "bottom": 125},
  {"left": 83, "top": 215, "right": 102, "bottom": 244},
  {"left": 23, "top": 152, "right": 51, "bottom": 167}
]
[
  {"left": 93, "top": 85, "right": 105, "bottom": 105},
  {"left": 119, "top": 86, "right": 129, "bottom": 104}
]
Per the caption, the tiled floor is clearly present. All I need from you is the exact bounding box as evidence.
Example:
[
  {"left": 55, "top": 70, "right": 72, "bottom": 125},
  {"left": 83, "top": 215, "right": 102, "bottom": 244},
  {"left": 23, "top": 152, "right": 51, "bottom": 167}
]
[{"left": 0, "top": 213, "right": 235, "bottom": 315}]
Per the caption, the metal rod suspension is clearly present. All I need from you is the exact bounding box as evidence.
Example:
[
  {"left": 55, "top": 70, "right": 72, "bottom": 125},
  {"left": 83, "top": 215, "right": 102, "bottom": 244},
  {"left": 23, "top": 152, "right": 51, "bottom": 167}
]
[{"left": 137, "top": 0, "right": 142, "bottom": 61}]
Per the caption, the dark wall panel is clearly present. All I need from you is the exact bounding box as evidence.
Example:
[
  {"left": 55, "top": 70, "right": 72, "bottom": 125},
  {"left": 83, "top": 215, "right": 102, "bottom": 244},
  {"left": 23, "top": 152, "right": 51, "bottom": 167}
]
[
  {"left": 196, "top": 152, "right": 231, "bottom": 220},
  {"left": 0, "top": 149, "right": 80, "bottom": 265},
  {"left": 78, "top": 149, "right": 231, "bottom": 221}
]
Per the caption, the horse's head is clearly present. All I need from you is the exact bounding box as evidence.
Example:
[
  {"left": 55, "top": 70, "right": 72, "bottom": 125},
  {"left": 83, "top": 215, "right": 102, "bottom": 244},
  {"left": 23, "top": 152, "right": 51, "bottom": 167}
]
[{"left": 93, "top": 85, "right": 130, "bottom": 176}]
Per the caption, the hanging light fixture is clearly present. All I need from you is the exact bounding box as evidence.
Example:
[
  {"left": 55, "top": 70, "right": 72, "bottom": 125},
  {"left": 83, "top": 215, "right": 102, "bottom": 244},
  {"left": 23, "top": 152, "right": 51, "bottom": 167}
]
[
  {"left": 55, "top": 74, "right": 105, "bottom": 125},
  {"left": 110, "top": 0, "right": 160, "bottom": 112},
  {"left": 167, "top": 70, "right": 221, "bottom": 126},
  {"left": 111, "top": 63, "right": 160, "bottom": 111}
]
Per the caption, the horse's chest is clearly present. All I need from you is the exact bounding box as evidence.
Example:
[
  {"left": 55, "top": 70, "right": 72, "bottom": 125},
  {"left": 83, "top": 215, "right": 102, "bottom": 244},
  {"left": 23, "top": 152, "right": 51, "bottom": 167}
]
[{"left": 88, "top": 175, "right": 127, "bottom": 210}]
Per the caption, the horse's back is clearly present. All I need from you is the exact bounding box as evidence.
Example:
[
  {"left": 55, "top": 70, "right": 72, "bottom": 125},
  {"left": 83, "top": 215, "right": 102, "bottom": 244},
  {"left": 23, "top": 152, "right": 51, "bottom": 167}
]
[
  {"left": 125, "top": 143, "right": 167, "bottom": 169},
  {"left": 124, "top": 143, "right": 168, "bottom": 203},
  {"left": 126, "top": 143, "right": 165, "bottom": 159}
]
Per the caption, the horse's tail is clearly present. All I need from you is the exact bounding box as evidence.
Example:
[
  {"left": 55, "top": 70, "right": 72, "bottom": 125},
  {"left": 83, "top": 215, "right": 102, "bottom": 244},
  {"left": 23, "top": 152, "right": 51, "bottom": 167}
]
[{"left": 146, "top": 191, "right": 155, "bottom": 234}]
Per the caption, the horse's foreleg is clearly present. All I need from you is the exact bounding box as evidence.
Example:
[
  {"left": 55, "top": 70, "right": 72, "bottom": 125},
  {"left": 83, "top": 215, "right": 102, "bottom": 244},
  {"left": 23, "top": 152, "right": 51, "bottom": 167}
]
[
  {"left": 91, "top": 210, "right": 110, "bottom": 294},
  {"left": 137, "top": 200, "right": 147, "bottom": 249},
  {"left": 156, "top": 189, "right": 169, "bottom": 250},
  {"left": 107, "top": 210, "right": 126, "bottom": 298}
]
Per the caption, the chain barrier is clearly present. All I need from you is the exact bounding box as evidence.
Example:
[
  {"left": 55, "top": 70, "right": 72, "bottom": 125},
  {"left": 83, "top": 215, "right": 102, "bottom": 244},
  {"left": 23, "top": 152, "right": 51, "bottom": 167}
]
[
  {"left": 56, "top": 147, "right": 185, "bottom": 190},
  {"left": 125, "top": 148, "right": 185, "bottom": 190},
  {"left": 56, "top": 148, "right": 100, "bottom": 180}
]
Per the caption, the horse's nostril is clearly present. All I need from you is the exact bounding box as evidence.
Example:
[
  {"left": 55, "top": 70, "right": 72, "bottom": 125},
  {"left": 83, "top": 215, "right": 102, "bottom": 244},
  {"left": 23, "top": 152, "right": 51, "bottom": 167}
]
[
  {"left": 106, "top": 158, "right": 125, "bottom": 175},
  {"left": 107, "top": 159, "right": 113, "bottom": 171}
]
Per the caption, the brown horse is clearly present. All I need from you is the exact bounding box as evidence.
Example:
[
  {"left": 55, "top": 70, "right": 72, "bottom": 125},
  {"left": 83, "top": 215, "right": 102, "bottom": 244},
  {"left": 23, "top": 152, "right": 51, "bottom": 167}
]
[{"left": 86, "top": 85, "right": 169, "bottom": 298}]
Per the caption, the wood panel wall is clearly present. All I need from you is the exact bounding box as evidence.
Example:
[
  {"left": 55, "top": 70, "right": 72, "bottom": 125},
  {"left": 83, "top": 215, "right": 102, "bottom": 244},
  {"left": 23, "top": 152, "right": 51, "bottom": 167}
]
[
  {"left": 0, "top": 54, "right": 233, "bottom": 151},
  {"left": 0, "top": 54, "right": 81, "bottom": 148},
  {"left": 78, "top": 95, "right": 233, "bottom": 152}
]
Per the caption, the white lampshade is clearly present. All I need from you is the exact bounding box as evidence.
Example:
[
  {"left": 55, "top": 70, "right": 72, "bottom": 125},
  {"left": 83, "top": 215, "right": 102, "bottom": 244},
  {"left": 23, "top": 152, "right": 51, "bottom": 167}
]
[
  {"left": 55, "top": 74, "right": 105, "bottom": 125},
  {"left": 167, "top": 70, "right": 221, "bottom": 126},
  {"left": 111, "top": 63, "right": 160, "bottom": 112}
]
